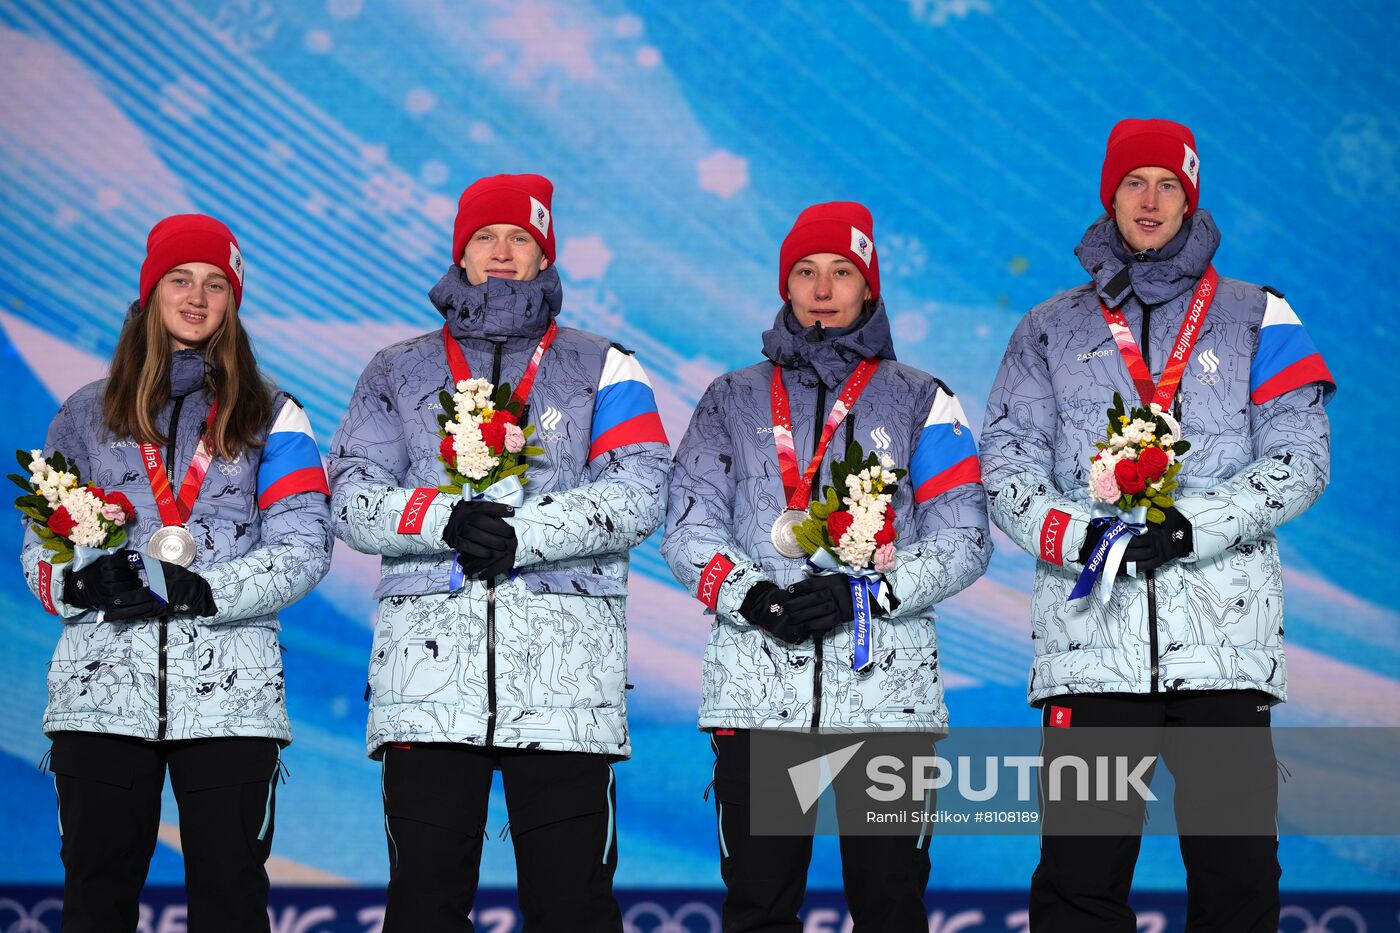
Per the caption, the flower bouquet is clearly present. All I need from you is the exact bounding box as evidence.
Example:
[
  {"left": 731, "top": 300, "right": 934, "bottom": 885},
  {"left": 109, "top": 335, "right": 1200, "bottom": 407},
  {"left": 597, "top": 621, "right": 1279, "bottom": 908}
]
[
  {"left": 11, "top": 448, "right": 135, "bottom": 564},
  {"left": 1090, "top": 393, "right": 1190, "bottom": 522},
  {"left": 436, "top": 378, "right": 545, "bottom": 499},
  {"left": 1070, "top": 393, "right": 1191, "bottom": 603},
  {"left": 790, "top": 441, "right": 904, "bottom": 670}
]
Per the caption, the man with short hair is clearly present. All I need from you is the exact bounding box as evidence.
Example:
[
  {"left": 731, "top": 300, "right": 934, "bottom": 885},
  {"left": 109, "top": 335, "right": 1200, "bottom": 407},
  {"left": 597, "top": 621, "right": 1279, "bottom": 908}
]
[
  {"left": 981, "top": 119, "right": 1335, "bottom": 931},
  {"left": 330, "top": 173, "right": 672, "bottom": 931}
]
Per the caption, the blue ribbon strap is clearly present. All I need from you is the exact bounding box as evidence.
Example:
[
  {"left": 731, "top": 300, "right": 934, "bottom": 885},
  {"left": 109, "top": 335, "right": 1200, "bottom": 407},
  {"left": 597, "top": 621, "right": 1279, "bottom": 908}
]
[
  {"left": 1067, "top": 504, "right": 1148, "bottom": 605},
  {"left": 806, "top": 548, "right": 891, "bottom": 672}
]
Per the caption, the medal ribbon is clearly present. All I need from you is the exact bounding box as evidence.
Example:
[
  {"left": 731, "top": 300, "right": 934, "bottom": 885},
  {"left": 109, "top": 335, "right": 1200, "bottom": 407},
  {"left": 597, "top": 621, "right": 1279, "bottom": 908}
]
[
  {"left": 139, "top": 400, "right": 219, "bottom": 528},
  {"left": 770, "top": 359, "right": 881, "bottom": 510},
  {"left": 1067, "top": 504, "right": 1149, "bottom": 605},
  {"left": 442, "top": 320, "right": 559, "bottom": 410},
  {"left": 1099, "top": 265, "right": 1218, "bottom": 410},
  {"left": 807, "top": 547, "right": 892, "bottom": 671}
]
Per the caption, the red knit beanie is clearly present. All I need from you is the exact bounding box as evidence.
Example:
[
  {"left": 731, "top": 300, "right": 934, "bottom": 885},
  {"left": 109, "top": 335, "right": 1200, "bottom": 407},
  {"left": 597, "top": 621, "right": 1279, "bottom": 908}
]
[
  {"left": 452, "top": 174, "right": 556, "bottom": 266},
  {"left": 1100, "top": 118, "right": 1200, "bottom": 217},
  {"left": 778, "top": 201, "right": 880, "bottom": 301},
  {"left": 139, "top": 214, "right": 244, "bottom": 309}
]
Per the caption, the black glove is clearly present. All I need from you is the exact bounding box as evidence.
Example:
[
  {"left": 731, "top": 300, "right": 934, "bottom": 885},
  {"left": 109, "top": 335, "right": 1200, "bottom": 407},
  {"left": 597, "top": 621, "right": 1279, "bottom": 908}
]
[
  {"left": 1122, "top": 506, "right": 1194, "bottom": 575},
  {"left": 1078, "top": 522, "right": 1132, "bottom": 577},
  {"left": 62, "top": 550, "right": 155, "bottom": 616},
  {"left": 444, "top": 500, "right": 518, "bottom": 582},
  {"left": 789, "top": 573, "right": 855, "bottom": 622},
  {"left": 739, "top": 581, "right": 843, "bottom": 645},
  {"left": 155, "top": 562, "right": 216, "bottom": 617}
]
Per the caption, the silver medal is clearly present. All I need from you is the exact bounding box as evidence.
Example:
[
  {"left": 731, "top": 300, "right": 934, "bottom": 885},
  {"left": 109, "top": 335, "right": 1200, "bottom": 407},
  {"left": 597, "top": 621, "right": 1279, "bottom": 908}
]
[
  {"left": 148, "top": 525, "right": 197, "bottom": 567},
  {"left": 770, "top": 508, "right": 809, "bottom": 559}
]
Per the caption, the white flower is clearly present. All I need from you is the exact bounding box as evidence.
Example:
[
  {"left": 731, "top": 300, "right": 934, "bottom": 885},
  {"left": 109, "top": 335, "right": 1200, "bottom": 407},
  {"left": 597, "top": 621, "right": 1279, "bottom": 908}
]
[
  {"left": 1149, "top": 403, "right": 1163, "bottom": 414},
  {"left": 879, "top": 453, "right": 894, "bottom": 469},
  {"left": 453, "top": 378, "right": 494, "bottom": 414},
  {"left": 833, "top": 486, "right": 892, "bottom": 569},
  {"left": 452, "top": 421, "right": 496, "bottom": 481}
]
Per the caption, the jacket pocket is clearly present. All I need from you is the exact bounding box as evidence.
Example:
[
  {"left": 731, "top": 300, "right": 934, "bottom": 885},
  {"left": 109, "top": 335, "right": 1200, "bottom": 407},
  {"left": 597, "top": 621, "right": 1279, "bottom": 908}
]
[
  {"left": 868, "top": 613, "right": 944, "bottom": 713},
  {"left": 369, "top": 594, "right": 464, "bottom": 708},
  {"left": 184, "top": 623, "right": 285, "bottom": 725},
  {"left": 48, "top": 622, "right": 152, "bottom": 722},
  {"left": 498, "top": 584, "right": 626, "bottom": 714}
]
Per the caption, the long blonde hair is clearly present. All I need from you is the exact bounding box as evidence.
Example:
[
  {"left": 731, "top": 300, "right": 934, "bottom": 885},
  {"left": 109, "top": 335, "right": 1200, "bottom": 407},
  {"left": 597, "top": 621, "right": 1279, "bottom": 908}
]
[{"left": 102, "top": 289, "right": 274, "bottom": 458}]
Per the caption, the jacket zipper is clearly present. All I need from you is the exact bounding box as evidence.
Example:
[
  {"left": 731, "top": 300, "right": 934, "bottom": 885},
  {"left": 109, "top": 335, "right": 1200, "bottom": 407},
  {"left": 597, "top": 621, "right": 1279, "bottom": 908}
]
[
  {"left": 810, "top": 379, "right": 827, "bottom": 730},
  {"left": 157, "top": 392, "right": 188, "bottom": 740},
  {"left": 1139, "top": 303, "right": 1161, "bottom": 694},
  {"left": 484, "top": 342, "right": 504, "bottom": 746}
]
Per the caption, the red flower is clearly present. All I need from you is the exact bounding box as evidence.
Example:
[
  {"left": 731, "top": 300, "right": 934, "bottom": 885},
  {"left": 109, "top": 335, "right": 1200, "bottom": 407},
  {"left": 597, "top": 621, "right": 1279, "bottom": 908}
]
[
  {"left": 1114, "top": 458, "right": 1147, "bottom": 495},
  {"left": 104, "top": 491, "right": 135, "bottom": 521},
  {"left": 479, "top": 419, "right": 508, "bottom": 454},
  {"left": 494, "top": 409, "right": 519, "bottom": 426},
  {"left": 1137, "top": 446, "right": 1169, "bottom": 481},
  {"left": 875, "top": 505, "right": 897, "bottom": 547},
  {"left": 48, "top": 505, "right": 77, "bottom": 538},
  {"left": 827, "top": 510, "right": 854, "bottom": 543},
  {"left": 439, "top": 435, "right": 457, "bottom": 467}
]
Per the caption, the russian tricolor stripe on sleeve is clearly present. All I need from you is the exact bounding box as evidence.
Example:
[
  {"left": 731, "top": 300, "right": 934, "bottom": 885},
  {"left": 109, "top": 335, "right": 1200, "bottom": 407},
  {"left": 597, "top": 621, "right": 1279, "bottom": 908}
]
[
  {"left": 589, "top": 347, "right": 669, "bottom": 460},
  {"left": 257, "top": 398, "right": 331, "bottom": 509},
  {"left": 910, "top": 387, "right": 981, "bottom": 503},
  {"left": 1250, "top": 291, "right": 1335, "bottom": 405}
]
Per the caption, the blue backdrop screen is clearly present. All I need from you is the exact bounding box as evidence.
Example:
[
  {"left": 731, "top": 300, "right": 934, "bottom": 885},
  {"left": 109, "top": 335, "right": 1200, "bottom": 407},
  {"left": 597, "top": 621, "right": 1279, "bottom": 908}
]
[{"left": 0, "top": 0, "right": 1396, "bottom": 899}]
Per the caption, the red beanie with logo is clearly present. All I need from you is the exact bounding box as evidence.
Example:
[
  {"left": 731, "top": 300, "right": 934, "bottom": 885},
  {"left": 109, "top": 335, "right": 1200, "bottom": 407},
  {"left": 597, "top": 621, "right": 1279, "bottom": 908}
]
[
  {"left": 778, "top": 201, "right": 880, "bottom": 301},
  {"left": 1100, "top": 118, "right": 1200, "bottom": 217},
  {"left": 139, "top": 214, "right": 245, "bottom": 309},
  {"left": 452, "top": 173, "right": 556, "bottom": 266}
]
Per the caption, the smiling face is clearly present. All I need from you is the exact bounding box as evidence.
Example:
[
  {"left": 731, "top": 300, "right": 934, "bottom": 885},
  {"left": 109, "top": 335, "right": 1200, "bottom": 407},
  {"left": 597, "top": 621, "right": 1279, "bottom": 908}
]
[
  {"left": 1112, "top": 165, "right": 1188, "bottom": 254},
  {"left": 157, "top": 262, "right": 230, "bottom": 350},
  {"left": 786, "top": 253, "right": 871, "bottom": 330},
  {"left": 459, "top": 223, "right": 548, "bottom": 285}
]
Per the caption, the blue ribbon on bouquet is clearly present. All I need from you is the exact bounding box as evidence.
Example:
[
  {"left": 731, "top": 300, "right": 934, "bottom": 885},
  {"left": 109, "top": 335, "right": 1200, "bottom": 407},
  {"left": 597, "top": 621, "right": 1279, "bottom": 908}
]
[
  {"left": 807, "top": 548, "right": 892, "bottom": 673},
  {"left": 73, "top": 545, "right": 170, "bottom": 620},
  {"left": 1067, "top": 504, "right": 1148, "bottom": 605},
  {"left": 450, "top": 475, "right": 525, "bottom": 592}
]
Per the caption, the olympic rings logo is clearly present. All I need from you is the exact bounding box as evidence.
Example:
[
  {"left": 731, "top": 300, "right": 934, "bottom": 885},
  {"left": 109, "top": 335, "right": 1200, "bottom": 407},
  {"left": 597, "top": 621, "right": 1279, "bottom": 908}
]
[
  {"left": 623, "top": 900, "right": 722, "bottom": 933},
  {"left": 0, "top": 899, "right": 62, "bottom": 933},
  {"left": 1279, "top": 905, "right": 1368, "bottom": 933}
]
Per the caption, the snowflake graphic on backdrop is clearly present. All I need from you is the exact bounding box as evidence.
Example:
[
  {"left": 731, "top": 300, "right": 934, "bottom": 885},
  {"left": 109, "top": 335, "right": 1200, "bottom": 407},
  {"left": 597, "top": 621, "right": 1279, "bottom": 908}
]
[
  {"left": 880, "top": 233, "right": 928, "bottom": 279},
  {"left": 560, "top": 235, "right": 615, "bottom": 281},
  {"left": 697, "top": 150, "right": 749, "bottom": 198},
  {"left": 361, "top": 171, "right": 417, "bottom": 216},
  {"left": 212, "top": 0, "right": 279, "bottom": 50},
  {"left": 908, "top": 0, "right": 992, "bottom": 27},
  {"left": 481, "top": 0, "right": 598, "bottom": 101},
  {"left": 1323, "top": 113, "right": 1399, "bottom": 200}
]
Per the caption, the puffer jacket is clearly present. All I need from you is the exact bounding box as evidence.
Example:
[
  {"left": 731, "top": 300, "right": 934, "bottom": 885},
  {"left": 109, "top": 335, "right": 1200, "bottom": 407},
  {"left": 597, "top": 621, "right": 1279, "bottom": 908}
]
[
  {"left": 21, "top": 347, "right": 334, "bottom": 742},
  {"left": 980, "top": 211, "right": 1335, "bottom": 705},
  {"left": 662, "top": 301, "right": 991, "bottom": 733},
  {"left": 328, "top": 266, "right": 672, "bottom": 759}
]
